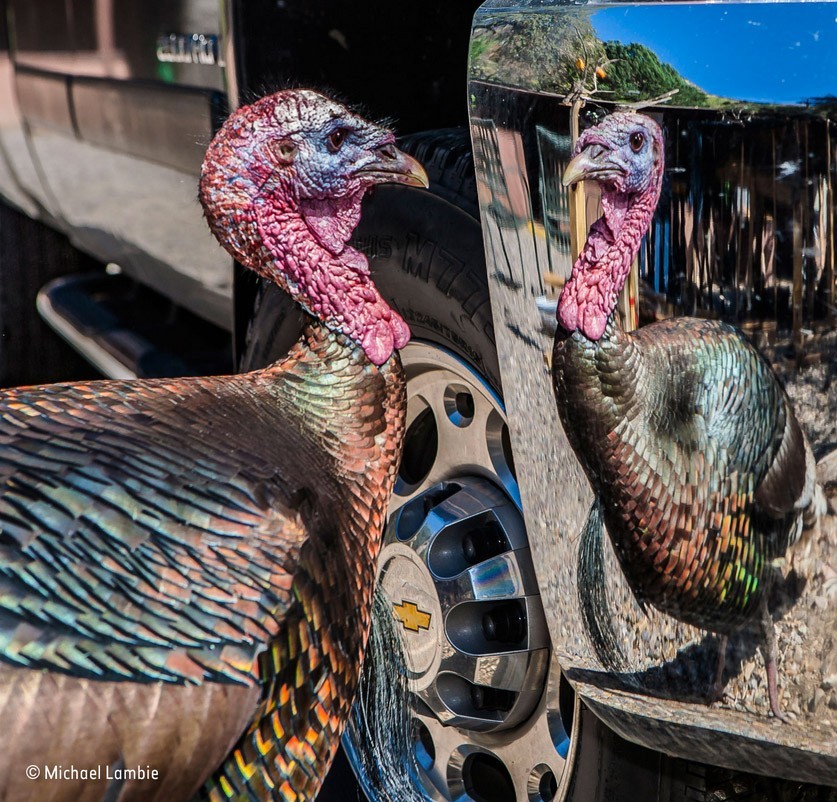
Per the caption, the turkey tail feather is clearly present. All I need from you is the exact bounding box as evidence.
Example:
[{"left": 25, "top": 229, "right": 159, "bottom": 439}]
[
  {"left": 345, "top": 585, "right": 426, "bottom": 802},
  {"left": 578, "top": 499, "right": 629, "bottom": 673},
  {"left": 792, "top": 482, "right": 828, "bottom": 561}
]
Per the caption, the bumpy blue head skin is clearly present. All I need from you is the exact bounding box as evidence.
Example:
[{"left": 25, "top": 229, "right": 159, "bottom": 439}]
[{"left": 267, "top": 91, "right": 403, "bottom": 201}]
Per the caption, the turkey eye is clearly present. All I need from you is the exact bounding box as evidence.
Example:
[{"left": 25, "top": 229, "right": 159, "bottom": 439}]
[
  {"left": 630, "top": 131, "right": 645, "bottom": 152},
  {"left": 327, "top": 127, "right": 349, "bottom": 152}
]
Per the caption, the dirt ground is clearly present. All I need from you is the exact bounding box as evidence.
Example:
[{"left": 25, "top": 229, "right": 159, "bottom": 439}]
[{"left": 759, "top": 329, "right": 837, "bottom": 732}]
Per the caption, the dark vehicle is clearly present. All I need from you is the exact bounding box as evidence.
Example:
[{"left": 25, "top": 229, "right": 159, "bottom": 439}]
[{"left": 0, "top": 2, "right": 834, "bottom": 801}]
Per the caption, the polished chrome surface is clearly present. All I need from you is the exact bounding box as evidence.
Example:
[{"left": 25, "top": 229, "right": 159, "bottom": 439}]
[
  {"left": 36, "top": 277, "right": 138, "bottom": 380},
  {"left": 347, "top": 342, "right": 569, "bottom": 800},
  {"left": 412, "top": 678, "right": 569, "bottom": 802},
  {"left": 391, "top": 343, "right": 521, "bottom": 509},
  {"left": 219, "top": 0, "right": 240, "bottom": 111},
  {"left": 472, "top": 1, "right": 836, "bottom": 108},
  {"left": 469, "top": 0, "right": 837, "bottom": 784}
]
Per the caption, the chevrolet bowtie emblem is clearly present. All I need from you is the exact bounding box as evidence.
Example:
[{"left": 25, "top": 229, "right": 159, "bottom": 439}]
[{"left": 393, "top": 600, "right": 432, "bottom": 633}]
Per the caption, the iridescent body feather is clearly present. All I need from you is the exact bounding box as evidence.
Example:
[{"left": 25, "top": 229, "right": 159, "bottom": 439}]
[{"left": 554, "top": 316, "right": 810, "bottom": 630}]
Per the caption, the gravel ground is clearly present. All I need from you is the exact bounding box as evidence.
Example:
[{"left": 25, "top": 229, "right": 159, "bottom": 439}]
[
  {"left": 769, "top": 328, "right": 837, "bottom": 458},
  {"left": 761, "top": 329, "right": 837, "bottom": 735}
]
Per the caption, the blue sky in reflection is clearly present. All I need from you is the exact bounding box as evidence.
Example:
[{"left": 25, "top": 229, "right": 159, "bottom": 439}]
[{"left": 591, "top": 4, "right": 837, "bottom": 105}]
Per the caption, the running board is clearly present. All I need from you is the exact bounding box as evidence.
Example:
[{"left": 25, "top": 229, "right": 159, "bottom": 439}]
[{"left": 37, "top": 273, "right": 233, "bottom": 380}]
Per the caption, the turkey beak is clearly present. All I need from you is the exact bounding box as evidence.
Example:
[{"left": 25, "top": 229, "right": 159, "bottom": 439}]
[
  {"left": 357, "top": 144, "right": 429, "bottom": 188},
  {"left": 562, "top": 144, "right": 617, "bottom": 187}
]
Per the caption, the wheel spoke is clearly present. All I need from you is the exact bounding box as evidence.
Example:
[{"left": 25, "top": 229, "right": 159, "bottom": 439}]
[{"left": 394, "top": 344, "right": 519, "bottom": 509}]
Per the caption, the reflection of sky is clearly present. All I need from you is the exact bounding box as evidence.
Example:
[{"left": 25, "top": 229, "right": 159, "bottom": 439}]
[{"left": 591, "top": 3, "right": 837, "bottom": 105}]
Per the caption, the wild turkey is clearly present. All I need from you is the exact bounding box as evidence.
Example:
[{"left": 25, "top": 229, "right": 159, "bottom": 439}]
[
  {"left": 0, "top": 89, "right": 427, "bottom": 801},
  {"left": 552, "top": 110, "right": 824, "bottom": 720}
]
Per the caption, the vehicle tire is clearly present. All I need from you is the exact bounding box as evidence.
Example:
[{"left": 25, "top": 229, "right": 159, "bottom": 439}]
[
  {"left": 0, "top": 201, "right": 99, "bottom": 387},
  {"left": 238, "top": 130, "right": 748, "bottom": 802}
]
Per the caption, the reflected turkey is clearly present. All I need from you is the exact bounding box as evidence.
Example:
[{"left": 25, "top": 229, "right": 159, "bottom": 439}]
[{"left": 552, "top": 111, "right": 826, "bottom": 721}]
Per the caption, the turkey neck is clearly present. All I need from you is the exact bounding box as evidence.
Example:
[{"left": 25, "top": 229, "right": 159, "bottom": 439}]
[
  {"left": 261, "top": 318, "right": 405, "bottom": 679},
  {"left": 553, "top": 316, "right": 644, "bottom": 482},
  {"left": 251, "top": 188, "right": 408, "bottom": 671},
  {"left": 251, "top": 214, "right": 407, "bottom": 653},
  {"left": 202, "top": 323, "right": 406, "bottom": 802},
  {"left": 252, "top": 197, "right": 410, "bottom": 367},
  {"left": 262, "top": 317, "right": 404, "bottom": 579},
  {"left": 553, "top": 178, "right": 658, "bottom": 468}
]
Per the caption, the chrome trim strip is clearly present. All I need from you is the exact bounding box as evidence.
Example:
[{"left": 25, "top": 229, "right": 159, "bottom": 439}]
[
  {"left": 36, "top": 281, "right": 137, "bottom": 380},
  {"left": 218, "top": 0, "right": 240, "bottom": 111}
]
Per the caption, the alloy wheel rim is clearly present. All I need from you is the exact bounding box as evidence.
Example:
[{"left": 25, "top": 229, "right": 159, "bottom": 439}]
[{"left": 347, "top": 341, "right": 572, "bottom": 801}]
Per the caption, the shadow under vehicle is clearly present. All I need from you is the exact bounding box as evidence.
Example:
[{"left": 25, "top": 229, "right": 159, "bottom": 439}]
[{"left": 0, "top": 1, "right": 834, "bottom": 801}]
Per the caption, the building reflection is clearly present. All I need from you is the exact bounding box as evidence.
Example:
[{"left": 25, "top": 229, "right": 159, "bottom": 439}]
[{"left": 471, "top": 87, "right": 836, "bottom": 365}]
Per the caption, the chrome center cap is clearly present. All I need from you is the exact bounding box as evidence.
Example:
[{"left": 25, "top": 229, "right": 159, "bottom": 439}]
[
  {"left": 379, "top": 542, "right": 444, "bottom": 689},
  {"left": 379, "top": 477, "right": 550, "bottom": 733}
]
